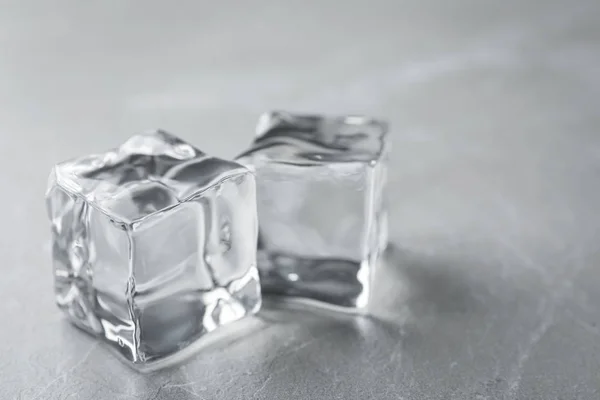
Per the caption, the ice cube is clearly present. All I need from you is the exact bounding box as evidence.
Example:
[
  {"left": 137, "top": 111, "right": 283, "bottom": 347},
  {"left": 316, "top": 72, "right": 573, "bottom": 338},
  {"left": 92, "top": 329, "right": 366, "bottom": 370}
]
[
  {"left": 46, "top": 130, "right": 261, "bottom": 369},
  {"left": 237, "top": 112, "right": 388, "bottom": 310}
]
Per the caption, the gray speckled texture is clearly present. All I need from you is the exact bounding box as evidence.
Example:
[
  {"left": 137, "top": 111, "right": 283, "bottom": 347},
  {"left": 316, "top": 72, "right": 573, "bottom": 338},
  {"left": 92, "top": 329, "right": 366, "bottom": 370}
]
[{"left": 1, "top": 1, "right": 600, "bottom": 399}]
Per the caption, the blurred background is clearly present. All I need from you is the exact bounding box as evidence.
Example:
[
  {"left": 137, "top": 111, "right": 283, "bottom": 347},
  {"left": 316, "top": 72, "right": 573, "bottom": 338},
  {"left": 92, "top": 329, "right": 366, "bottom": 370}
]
[{"left": 1, "top": 1, "right": 600, "bottom": 399}]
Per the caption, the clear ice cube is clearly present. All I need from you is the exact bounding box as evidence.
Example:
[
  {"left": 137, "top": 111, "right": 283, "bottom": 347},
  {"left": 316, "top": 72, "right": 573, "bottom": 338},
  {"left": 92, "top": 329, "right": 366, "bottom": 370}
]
[
  {"left": 237, "top": 112, "right": 388, "bottom": 310},
  {"left": 46, "top": 131, "right": 261, "bottom": 369}
]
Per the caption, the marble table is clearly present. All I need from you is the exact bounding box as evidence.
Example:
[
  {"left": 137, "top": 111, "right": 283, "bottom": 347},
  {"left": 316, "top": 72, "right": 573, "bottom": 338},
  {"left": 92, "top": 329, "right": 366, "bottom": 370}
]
[{"left": 1, "top": 1, "right": 599, "bottom": 399}]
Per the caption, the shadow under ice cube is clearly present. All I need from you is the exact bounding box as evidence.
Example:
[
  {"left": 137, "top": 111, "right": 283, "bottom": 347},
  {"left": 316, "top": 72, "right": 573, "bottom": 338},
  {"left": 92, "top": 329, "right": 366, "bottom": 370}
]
[
  {"left": 237, "top": 112, "right": 388, "bottom": 310},
  {"left": 45, "top": 131, "right": 261, "bottom": 369}
]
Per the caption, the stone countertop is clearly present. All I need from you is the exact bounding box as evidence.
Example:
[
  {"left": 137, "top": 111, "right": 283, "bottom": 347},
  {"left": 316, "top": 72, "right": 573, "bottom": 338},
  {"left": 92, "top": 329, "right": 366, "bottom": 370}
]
[{"left": 1, "top": 1, "right": 599, "bottom": 399}]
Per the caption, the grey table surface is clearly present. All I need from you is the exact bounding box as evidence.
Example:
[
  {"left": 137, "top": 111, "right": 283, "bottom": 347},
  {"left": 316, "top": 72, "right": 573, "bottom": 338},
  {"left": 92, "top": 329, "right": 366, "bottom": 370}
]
[{"left": 1, "top": 1, "right": 600, "bottom": 399}]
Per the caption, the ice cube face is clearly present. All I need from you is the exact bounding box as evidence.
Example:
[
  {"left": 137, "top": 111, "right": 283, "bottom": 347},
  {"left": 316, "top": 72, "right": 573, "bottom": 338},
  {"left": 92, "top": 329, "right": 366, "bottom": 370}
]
[
  {"left": 237, "top": 112, "right": 388, "bottom": 310},
  {"left": 46, "top": 131, "right": 261, "bottom": 369}
]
